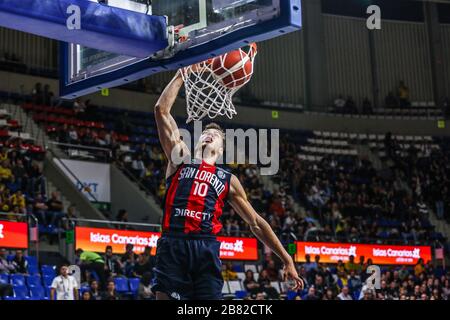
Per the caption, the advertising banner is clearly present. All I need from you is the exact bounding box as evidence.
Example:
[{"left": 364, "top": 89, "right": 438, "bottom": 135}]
[
  {"left": 75, "top": 227, "right": 259, "bottom": 260},
  {"left": 295, "top": 241, "right": 432, "bottom": 265},
  {"left": 0, "top": 221, "right": 28, "bottom": 249},
  {"left": 54, "top": 159, "right": 110, "bottom": 202}
]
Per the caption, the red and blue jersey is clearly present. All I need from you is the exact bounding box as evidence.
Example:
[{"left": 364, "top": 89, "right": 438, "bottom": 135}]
[{"left": 162, "top": 160, "right": 232, "bottom": 238}]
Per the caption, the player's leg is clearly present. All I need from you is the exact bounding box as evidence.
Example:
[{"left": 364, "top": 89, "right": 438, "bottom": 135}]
[
  {"left": 152, "top": 237, "right": 194, "bottom": 300},
  {"left": 191, "top": 239, "right": 224, "bottom": 300}
]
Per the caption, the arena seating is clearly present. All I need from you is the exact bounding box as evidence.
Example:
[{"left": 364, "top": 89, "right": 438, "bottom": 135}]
[{"left": 20, "top": 99, "right": 450, "bottom": 241}]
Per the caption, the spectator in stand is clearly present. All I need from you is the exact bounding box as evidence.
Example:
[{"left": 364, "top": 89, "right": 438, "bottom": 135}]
[
  {"left": 357, "top": 256, "right": 365, "bottom": 273},
  {"left": 0, "top": 160, "right": 13, "bottom": 182},
  {"left": 73, "top": 98, "right": 86, "bottom": 115},
  {"left": 103, "top": 245, "right": 123, "bottom": 278},
  {"left": 68, "top": 125, "right": 79, "bottom": 144},
  {"left": 121, "top": 243, "right": 138, "bottom": 277},
  {"left": 135, "top": 143, "right": 152, "bottom": 163},
  {"left": 388, "top": 281, "right": 399, "bottom": 299},
  {"left": 131, "top": 155, "right": 146, "bottom": 179},
  {"left": 58, "top": 124, "right": 70, "bottom": 144},
  {"left": 443, "top": 97, "right": 450, "bottom": 119},
  {"left": 345, "top": 255, "right": 358, "bottom": 273},
  {"left": 101, "top": 280, "right": 120, "bottom": 300},
  {"left": 268, "top": 193, "right": 285, "bottom": 219},
  {"left": 255, "top": 292, "right": 266, "bottom": 300},
  {"left": 31, "top": 83, "right": 43, "bottom": 105},
  {"left": 76, "top": 249, "right": 107, "bottom": 290},
  {"left": 304, "top": 286, "right": 319, "bottom": 300},
  {"left": 32, "top": 193, "right": 49, "bottom": 225},
  {"left": 442, "top": 279, "right": 450, "bottom": 300},
  {"left": 264, "top": 259, "right": 280, "bottom": 281},
  {"left": 362, "top": 97, "right": 373, "bottom": 115},
  {"left": 116, "top": 209, "right": 129, "bottom": 230},
  {"left": 224, "top": 219, "right": 241, "bottom": 237},
  {"left": 81, "top": 128, "right": 95, "bottom": 146},
  {"left": 361, "top": 289, "right": 375, "bottom": 300},
  {"left": 397, "top": 81, "right": 410, "bottom": 108},
  {"left": 382, "top": 282, "right": 395, "bottom": 300},
  {"left": 50, "top": 265, "right": 79, "bottom": 301},
  {"left": 115, "top": 111, "right": 131, "bottom": 134},
  {"left": 348, "top": 270, "right": 362, "bottom": 294},
  {"left": 414, "top": 258, "right": 425, "bottom": 277},
  {"left": 141, "top": 246, "right": 155, "bottom": 269},
  {"left": 89, "top": 280, "right": 102, "bottom": 300},
  {"left": 12, "top": 250, "right": 28, "bottom": 274},
  {"left": 81, "top": 291, "right": 93, "bottom": 301},
  {"left": 131, "top": 254, "right": 153, "bottom": 278},
  {"left": 11, "top": 159, "right": 26, "bottom": 191},
  {"left": 385, "top": 92, "right": 399, "bottom": 108},
  {"left": 0, "top": 248, "right": 16, "bottom": 274},
  {"left": 10, "top": 190, "right": 26, "bottom": 214},
  {"left": 258, "top": 269, "right": 279, "bottom": 299},
  {"left": 243, "top": 270, "right": 260, "bottom": 296},
  {"left": 336, "top": 260, "right": 346, "bottom": 274},
  {"left": 62, "top": 204, "right": 78, "bottom": 231},
  {"left": 138, "top": 272, "right": 155, "bottom": 300},
  {"left": 43, "top": 84, "right": 54, "bottom": 106},
  {"left": 322, "top": 288, "right": 335, "bottom": 300},
  {"left": 46, "top": 191, "right": 65, "bottom": 226},
  {"left": 303, "top": 255, "right": 318, "bottom": 274},
  {"left": 221, "top": 262, "right": 238, "bottom": 281},
  {"left": 312, "top": 274, "right": 326, "bottom": 297},
  {"left": 6, "top": 176, "right": 20, "bottom": 195},
  {"left": 344, "top": 96, "right": 357, "bottom": 114},
  {"left": 28, "top": 162, "right": 46, "bottom": 195},
  {"left": 337, "top": 286, "right": 353, "bottom": 300},
  {"left": 333, "top": 95, "right": 346, "bottom": 113},
  {"left": 336, "top": 271, "right": 349, "bottom": 289},
  {"left": 84, "top": 100, "right": 98, "bottom": 121}
]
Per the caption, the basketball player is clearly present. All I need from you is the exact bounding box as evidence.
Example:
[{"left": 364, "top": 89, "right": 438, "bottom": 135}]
[{"left": 152, "top": 70, "right": 304, "bottom": 300}]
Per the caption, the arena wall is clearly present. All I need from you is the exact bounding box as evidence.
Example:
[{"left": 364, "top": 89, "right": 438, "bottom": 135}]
[
  {"left": 0, "top": 28, "right": 57, "bottom": 73},
  {"left": 442, "top": 24, "right": 450, "bottom": 98}
]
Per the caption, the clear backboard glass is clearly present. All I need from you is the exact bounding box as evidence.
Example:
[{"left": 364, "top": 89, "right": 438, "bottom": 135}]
[{"left": 62, "top": 0, "right": 300, "bottom": 98}]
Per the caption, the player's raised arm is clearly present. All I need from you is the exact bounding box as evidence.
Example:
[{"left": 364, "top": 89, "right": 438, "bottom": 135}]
[
  {"left": 154, "top": 71, "right": 190, "bottom": 171},
  {"left": 228, "top": 175, "right": 304, "bottom": 291}
]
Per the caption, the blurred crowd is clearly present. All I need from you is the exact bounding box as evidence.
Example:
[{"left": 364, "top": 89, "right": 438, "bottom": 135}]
[
  {"left": 3, "top": 246, "right": 448, "bottom": 300},
  {"left": 32, "top": 94, "right": 450, "bottom": 252}
]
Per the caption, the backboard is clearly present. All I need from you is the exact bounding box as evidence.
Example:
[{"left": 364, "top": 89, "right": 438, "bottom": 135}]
[{"left": 60, "top": 0, "right": 302, "bottom": 99}]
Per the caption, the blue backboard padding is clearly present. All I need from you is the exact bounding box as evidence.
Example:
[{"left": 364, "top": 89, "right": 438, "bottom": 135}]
[
  {"left": 0, "top": 0, "right": 168, "bottom": 58},
  {"left": 60, "top": 0, "right": 302, "bottom": 99}
]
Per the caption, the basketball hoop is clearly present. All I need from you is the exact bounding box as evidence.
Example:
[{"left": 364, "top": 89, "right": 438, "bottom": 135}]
[{"left": 181, "top": 43, "right": 257, "bottom": 123}]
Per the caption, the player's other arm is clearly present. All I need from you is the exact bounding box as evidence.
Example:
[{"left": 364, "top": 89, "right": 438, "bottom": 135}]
[
  {"left": 154, "top": 71, "right": 189, "bottom": 166},
  {"left": 228, "top": 175, "right": 304, "bottom": 290}
]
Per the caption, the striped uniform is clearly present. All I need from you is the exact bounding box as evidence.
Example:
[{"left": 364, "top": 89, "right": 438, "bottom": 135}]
[
  {"left": 162, "top": 160, "right": 231, "bottom": 237},
  {"left": 152, "top": 160, "right": 232, "bottom": 300}
]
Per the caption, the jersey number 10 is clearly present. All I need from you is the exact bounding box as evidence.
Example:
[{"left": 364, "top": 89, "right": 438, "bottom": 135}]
[{"left": 193, "top": 181, "right": 208, "bottom": 197}]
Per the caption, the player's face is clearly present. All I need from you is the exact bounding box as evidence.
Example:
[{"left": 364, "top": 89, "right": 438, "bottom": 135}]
[{"left": 198, "top": 129, "right": 224, "bottom": 155}]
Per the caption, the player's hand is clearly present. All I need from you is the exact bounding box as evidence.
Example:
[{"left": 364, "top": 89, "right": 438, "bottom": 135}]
[{"left": 283, "top": 263, "right": 305, "bottom": 291}]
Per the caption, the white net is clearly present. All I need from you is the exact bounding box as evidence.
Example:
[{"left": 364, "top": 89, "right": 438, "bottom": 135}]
[{"left": 180, "top": 44, "right": 257, "bottom": 123}]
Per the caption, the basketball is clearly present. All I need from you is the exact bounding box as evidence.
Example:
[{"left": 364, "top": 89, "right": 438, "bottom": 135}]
[{"left": 211, "top": 44, "right": 257, "bottom": 89}]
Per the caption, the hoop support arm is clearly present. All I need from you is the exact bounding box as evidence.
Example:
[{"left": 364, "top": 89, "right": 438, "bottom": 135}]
[{"left": 0, "top": 0, "right": 168, "bottom": 58}]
